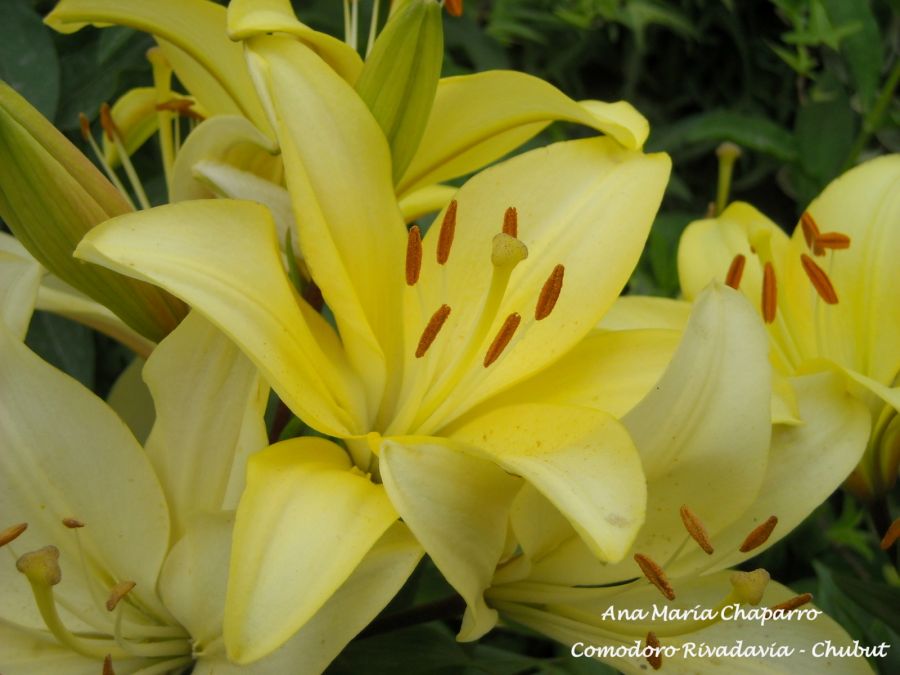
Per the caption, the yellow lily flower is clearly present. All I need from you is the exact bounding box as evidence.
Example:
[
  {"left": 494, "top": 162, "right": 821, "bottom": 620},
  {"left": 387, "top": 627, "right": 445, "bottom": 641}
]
[
  {"left": 46, "top": 0, "right": 650, "bottom": 222},
  {"left": 75, "top": 30, "right": 671, "bottom": 664},
  {"left": 479, "top": 286, "right": 870, "bottom": 673},
  {"left": 0, "top": 258, "right": 421, "bottom": 674},
  {"left": 678, "top": 155, "right": 900, "bottom": 500}
]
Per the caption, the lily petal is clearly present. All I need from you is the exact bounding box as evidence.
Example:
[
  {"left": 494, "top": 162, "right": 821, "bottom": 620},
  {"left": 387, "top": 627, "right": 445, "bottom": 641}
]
[
  {"left": 449, "top": 403, "right": 646, "bottom": 564},
  {"left": 669, "top": 370, "right": 870, "bottom": 576},
  {"left": 105, "top": 356, "right": 154, "bottom": 445},
  {"left": 144, "top": 312, "right": 265, "bottom": 540},
  {"left": 225, "top": 438, "right": 397, "bottom": 664},
  {"left": 76, "top": 199, "right": 363, "bottom": 436},
  {"left": 0, "top": 250, "right": 40, "bottom": 339},
  {"left": 397, "top": 71, "right": 650, "bottom": 196},
  {"left": 398, "top": 183, "right": 457, "bottom": 222},
  {"left": 246, "top": 35, "right": 408, "bottom": 421},
  {"left": 0, "top": 324, "right": 170, "bottom": 626},
  {"left": 227, "top": 0, "right": 363, "bottom": 84},
  {"left": 379, "top": 437, "right": 522, "bottom": 640},
  {"left": 598, "top": 295, "right": 692, "bottom": 331},
  {"left": 45, "top": 0, "right": 270, "bottom": 133}
]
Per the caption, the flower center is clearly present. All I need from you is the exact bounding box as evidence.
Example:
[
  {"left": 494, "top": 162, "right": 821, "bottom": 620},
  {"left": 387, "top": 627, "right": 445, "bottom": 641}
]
[{"left": 2, "top": 518, "right": 192, "bottom": 672}]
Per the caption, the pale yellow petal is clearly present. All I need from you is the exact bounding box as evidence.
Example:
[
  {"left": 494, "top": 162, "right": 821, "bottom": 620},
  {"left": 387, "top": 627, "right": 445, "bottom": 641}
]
[
  {"left": 247, "top": 36, "right": 407, "bottom": 421},
  {"left": 598, "top": 295, "right": 692, "bottom": 331},
  {"left": 379, "top": 437, "right": 522, "bottom": 640},
  {"left": 397, "top": 71, "right": 650, "bottom": 196},
  {"left": 449, "top": 404, "right": 645, "bottom": 564},
  {"left": 0, "top": 250, "right": 40, "bottom": 339},
  {"left": 398, "top": 183, "right": 457, "bottom": 222},
  {"left": 144, "top": 312, "right": 265, "bottom": 540},
  {"left": 105, "top": 356, "right": 154, "bottom": 444},
  {"left": 225, "top": 438, "right": 397, "bottom": 664},
  {"left": 76, "top": 199, "right": 364, "bottom": 436}
]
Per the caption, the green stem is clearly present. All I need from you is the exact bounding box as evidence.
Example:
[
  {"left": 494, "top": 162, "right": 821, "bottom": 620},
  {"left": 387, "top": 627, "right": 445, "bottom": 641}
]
[{"left": 843, "top": 59, "right": 900, "bottom": 170}]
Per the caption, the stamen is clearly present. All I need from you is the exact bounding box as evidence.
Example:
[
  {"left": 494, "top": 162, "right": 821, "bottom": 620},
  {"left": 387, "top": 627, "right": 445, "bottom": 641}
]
[
  {"left": 0, "top": 522, "right": 27, "bottom": 547},
  {"left": 78, "top": 113, "right": 92, "bottom": 142},
  {"left": 62, "top": 518, "right": 85, "bottom": 529},
  {"left": 645, "top": 631, "right": 662, "bottom": 670},
  {"left": 679, "top": 505, "right": 713, "bottom": 555},
  {"left": 880, "top": 517, "right": 900, "bottom": 550},
  {"left": 436, "top": 200, "right": 457, "bottom": 265},
  {"left": 800, "top": 254, "right": 838, "bottom": 304},
  {"left": 634, "top": 553, "right": 676, "bottom": 600},
  {"left": 767, "top": 592, "right": 812, "bottom": 614},
  {"left": 406, "top": 225, "right": 423, "bottom": 286},
  {"left": 79, "top": 110, "right": 136, "bottom": 210},
  {"left": 483, "top": 313, "right": 521, "bottom": 367},
  {"left": 761, "top": 262, "right": 777, "bottom": 324},
  {"left": 502, "top": 207, "right": 518, "bottom": 237},
  {"left": 98, "top": 103, "right": 119, "bottom": 142},
  {"left": 155, "top": 99, "right": 204, "bottom": 121},
  {"left": 724, "top": 254, "right": 746, "bottom": 290},
  {"left": 415, "top": 305, "right": 451, "bottom": 358},
  {"left": 815, "top": 232, "right": 851, "bottom": 250},
  {"left": 799, "top": 212, "right": 820, "bottom": 249},
  {"left": 535, "top": 264, "right": 564, "bottom": 321},
  {"left": 739, "top": 515, "right": 778, "bottom": 553},
  {"left": 106, "top": 581, "right": 136, "bottom": 611},
  {"left": 729, "top": 568, "right": 770, "bottom": 605},
  {"left": 445, "top": 0, "right": 463, "bottom": 16},
  {"left": 103, "top": 655, "right": 115, "bottom": 675},
  {"left": 100, "top": 103, "right": 151, "bottom": 210}
]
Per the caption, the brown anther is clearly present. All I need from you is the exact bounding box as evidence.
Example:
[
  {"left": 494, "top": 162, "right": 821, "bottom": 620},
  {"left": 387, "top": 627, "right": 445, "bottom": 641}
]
[
  {"left": 0, "top": 523, "right": 27, "bottom": 547},
  {"left": 634, "top": 553, "right": 675, "bottom": 600},
  {"left": 739, "top": 515, "right": 778, "bottom": 553},
  {"left": 78, "top": 113, "right": 92, "bottom": 142},
  {"left": 405, "top": 225, "right": 423, "bottom": 286},
  {"left": 98, "top": 103, "right": 119, "bottom": 142},
  {"left": 302, "top": 280, "right": 324, "bottom": 312},
  {"left": 415, "top": 304, "right": 451, "bottom": 358},
  {"left": 768, "top": 592, "right": 813, "bottom": 614},
  {"left": 645, "top": 632, "right": 662, "bottom": 670},
  {"left": 483, "top": 313, "right": 521, "bottom": 367},
  {"left": 436, "top": 200, "right": 457, "bottom": 265},
  {"left": 106, "top": 580, "right": 136, "bottom": 611},
  {"left": 103, "top": 654, "right": 115, "bottom": 675},
  {"left": 800, "top": 254, "right": 838, "bottom": 304},
  {"left": 502, "top": 207, "right": 518, "bottom": 238},
  {"left": 535, "top": 264, "right": 564, "bottom": 321},
  {"left": 880, "top": 517, "right": 900, "bottom": 550},
  {"left": 761, "top": 262, "right": 777, "bottom": 324},
  {"left": 724, "top": 254, "right": 746, "bottom": 290},
  {"left": 815, "top": 232, "right": 851, "bottom": 250},
  {"left": 679, "top": 505, "right": 714, "bottom": 555},
  {"left": 799, "top": 212, "right": 820, "bottom": 249},
  {"left": 62, "top": 518, "right": 85, "bottom": 529},
  {"left": 445, "top": 0, "right": 463, "bottom": 16},
  {"left": 155, "top": 99, "right": 204, "bottom": 121}
]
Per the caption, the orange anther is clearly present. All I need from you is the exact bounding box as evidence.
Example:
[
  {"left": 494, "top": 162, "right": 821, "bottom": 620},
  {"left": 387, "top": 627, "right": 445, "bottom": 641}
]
[
  {"left": 800, "top": 254, "right": 838, "bottom": 304},
  {"left": 680, "top": 505, "right": 714, "bottom": 555},
  {"left": 634, "top": 553, "right": 675, "bottom": 600},
  {"left": 483, "top": 313, "right": 522, "bottom": 367},
  {"left": 761, "top": 262, "right": 777, "bottom": 323},
  {"left": 436, "top": 200, "right": 457, "bottom": 265},
  {"left": 405, "top": 225, "right": 422, "bottom": 286},
  {"left": 535, "top": 264, "right": 564, "bottom": 321},
  {"left": 502, "top": 207, "right": 518, "bottom": 238},
  {"left": 415, "top": 305, "right": 451, "bottom": 358},
  {"left": 724, "top": 254, "right": 746, "bottom": 290},
  {"left": 739, "top": 515, "right": 778, "bottom": 553}
]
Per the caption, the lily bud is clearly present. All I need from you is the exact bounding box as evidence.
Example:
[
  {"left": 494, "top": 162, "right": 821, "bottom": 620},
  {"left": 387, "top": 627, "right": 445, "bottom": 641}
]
[
  {"left": 0, "top": 82, "right": 185, "bottom": 342},
  {"left": 355, "top": 0, "right": 443, "bottom": 182}
]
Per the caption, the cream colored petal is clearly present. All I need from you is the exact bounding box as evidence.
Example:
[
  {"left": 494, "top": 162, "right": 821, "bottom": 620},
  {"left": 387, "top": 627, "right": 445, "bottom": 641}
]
[
  {"left": 598, "top": 295, "right": 692, "bottom": 331},
  {"left": 76, "top": 199, "right": 363, "bottom": 436},
  {"left": 398, "top": 183, "right": 457, "bottom": 222},
  {"left": 45, "top": 0, "right": 270, "bottom": 133},
  {"left": 105, "top": 356, "right": 154, "bottom": 444},
  {"left": 143, "top": 312, "right": 265, "bottom": 541},
  {"left": 225, "top": 438, "right": 397, "bottom": 664},
  {"left": 247, "top": 36, "right": 408, "bottom": 422},
  {"left": 170, "top": 115, "right": 281, "bottom": 203},
  {"left": 449, "top": 403, "right": 645, "bottom": 564},
  {"left": 379, "top": 437, "right": 522, "bottom": 640},
  {"left": 525, "top": 286, "right": 772, "bottom": 586},
  {"left": 0, "top": 250, "right": 40, "bottom": 339},
  {"left": 0, "top": 326, "right": 170, "bottom": 623},
  {"left": 795, "top": 154, "right": 900, "bottom": 386},
  {"left": 670, "top": 371, "right": 870, "bottom": 576},
  {"left": 227, "top": 0, "right": 363, "bottom": 83},
  {"left": 400, "top": 137, "right": 670, "bottom": 433},
  {"left": 397, "top": 71, "right": 650, "bottom": 196}
]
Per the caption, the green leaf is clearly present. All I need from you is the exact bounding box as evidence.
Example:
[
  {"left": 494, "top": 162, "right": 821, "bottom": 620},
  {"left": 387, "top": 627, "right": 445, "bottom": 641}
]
[
  {"left": 829, "top": 573, "right": 900, "bottom": 636},
  {"left": 820, "top": 0, "right": 883, "bottom": 112},
  {"left": 25, "top": 311, "right": 95, "bottom": 389},
  {"left": 795, "top": 92, "right": 856, "bottom": 189},
  {"left": 649, "top": 110, "right": 798, "bottom": 162},
  {"left": 0, "top": 0, "right": 60, "bottom": 120},
  {"left": 329, "top": 624, "right": 469, "bottom": 675}
]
